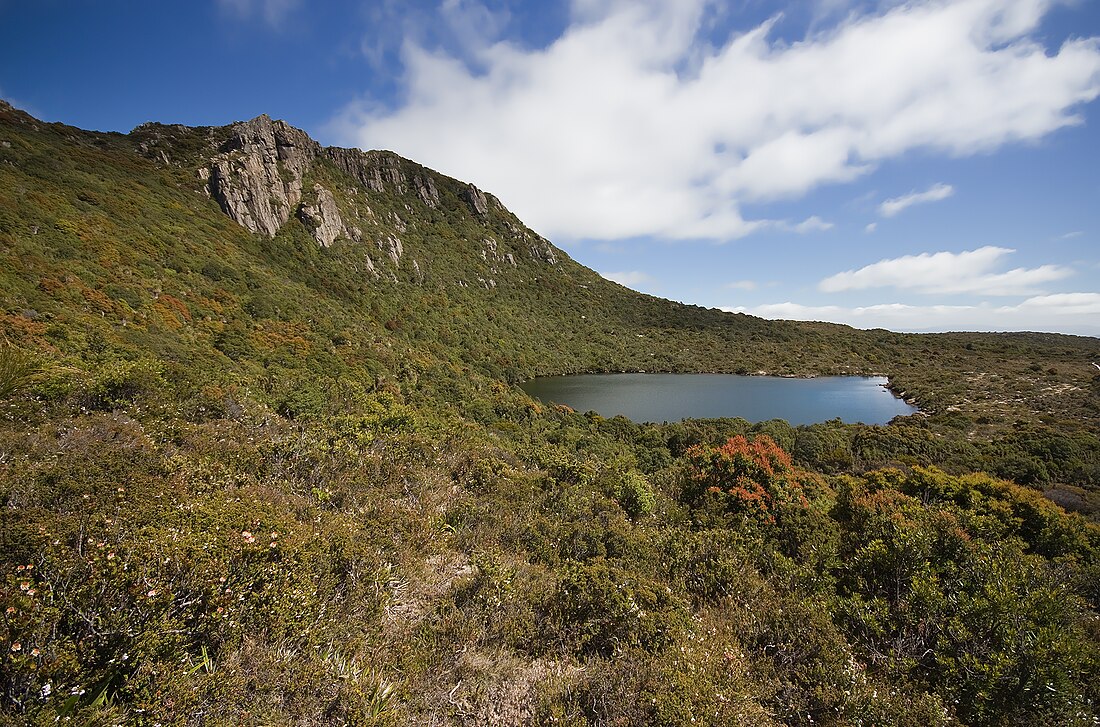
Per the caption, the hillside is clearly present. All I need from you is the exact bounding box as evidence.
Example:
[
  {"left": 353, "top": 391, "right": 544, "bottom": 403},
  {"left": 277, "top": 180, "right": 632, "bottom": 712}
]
[
  {"left": 1, "top": 101, "right": 1099, "bottom": 725},
  {"left": 3, "top": 101, "right": 1098, "bottom": 416}
]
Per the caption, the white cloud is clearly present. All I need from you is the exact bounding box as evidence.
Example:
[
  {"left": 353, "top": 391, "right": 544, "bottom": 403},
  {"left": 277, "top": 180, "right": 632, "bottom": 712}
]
[
  {"left": 218, "top": 0, "right": 300, "bottom": 27},
  {"left": 878, "top": 182, "right": 955, "bottom": 217},
  {"left": 819, "top": 246, "right": 1072, "bottom": 296},
  {"left": 865, "top": 222, "right": 878, "bottom": 233},
  {"left": 782, "top": 215, "right": 834, "bottom": 234},
  {"left": 1015, "top": 292, "right": 1100, "bottom": 315},
  {"left": 440, "top": 0, "right": 512, "bottom": 56},
  {"left": 726, "top": 279, "right": 758, "bottom": 291},
  {"left": 723, "top": 293, "right": 1100, "bottom": 335},
  {"left": 332, "top": 0, "right": 1100, "bottom": 242},
  {"left": 602, "top": 270, "right": 654, "bottom": 288}
]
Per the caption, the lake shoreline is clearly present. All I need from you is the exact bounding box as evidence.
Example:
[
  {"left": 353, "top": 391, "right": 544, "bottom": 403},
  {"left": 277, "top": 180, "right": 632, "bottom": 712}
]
[{"left": 520, "top": 372, "right": 920, "bottom": 426}]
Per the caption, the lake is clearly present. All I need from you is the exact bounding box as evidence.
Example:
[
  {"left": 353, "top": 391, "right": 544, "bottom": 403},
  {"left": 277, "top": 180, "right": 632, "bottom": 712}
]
[{"left": 520, "top": 373, "right": 918, "bottom": 425}]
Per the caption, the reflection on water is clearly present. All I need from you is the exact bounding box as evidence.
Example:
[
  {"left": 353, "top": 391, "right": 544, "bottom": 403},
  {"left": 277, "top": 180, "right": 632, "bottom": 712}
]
[{"left": 520, "top": 373, "right": 918, "bottom": 426}]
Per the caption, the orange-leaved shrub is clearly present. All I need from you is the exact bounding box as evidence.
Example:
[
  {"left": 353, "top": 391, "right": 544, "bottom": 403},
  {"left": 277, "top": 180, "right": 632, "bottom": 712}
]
[{"left": 682, "top": 435, "right": 813, "bottom": 524}]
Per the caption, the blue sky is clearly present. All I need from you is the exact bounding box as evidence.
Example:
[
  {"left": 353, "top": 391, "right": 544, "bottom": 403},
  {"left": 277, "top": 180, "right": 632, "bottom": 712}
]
[{"left": 2, "top": 0, "right": 1099, "bottom": 336}]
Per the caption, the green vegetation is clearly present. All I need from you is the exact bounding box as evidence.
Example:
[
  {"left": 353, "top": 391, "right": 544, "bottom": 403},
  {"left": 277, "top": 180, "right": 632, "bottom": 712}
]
[{"left": 1, "top": 101, "right": 1098, "bottom": 724}]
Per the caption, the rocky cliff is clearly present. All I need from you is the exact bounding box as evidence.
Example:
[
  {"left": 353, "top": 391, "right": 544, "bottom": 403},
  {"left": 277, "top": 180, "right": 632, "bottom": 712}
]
[
  {"left": 204, "top": 118, "right": 496, "bottom": 240},
  {"left": 204, "top": 115, "right": 319, "bottom": 237},
  {"left": 196, "top": 114, "right": 557, "bottom": 288}
]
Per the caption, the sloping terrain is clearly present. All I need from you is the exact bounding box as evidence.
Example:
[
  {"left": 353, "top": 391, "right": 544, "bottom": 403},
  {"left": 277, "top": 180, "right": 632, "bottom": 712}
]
[
  {"left": 4, "top": 101, "right": 1098, "bottom": 411},
  {"left": 1, "top": 102, "right": 1099, "bottom": 725}
]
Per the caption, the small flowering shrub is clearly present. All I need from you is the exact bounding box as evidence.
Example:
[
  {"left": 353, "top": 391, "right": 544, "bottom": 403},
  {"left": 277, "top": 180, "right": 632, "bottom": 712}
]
[{"left": 682, "top": 435, "right": 811, "bottom": 525}]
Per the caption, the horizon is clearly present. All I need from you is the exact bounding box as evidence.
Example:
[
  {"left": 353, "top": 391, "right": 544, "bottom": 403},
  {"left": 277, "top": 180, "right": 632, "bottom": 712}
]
[{"left": 2, "top": 0, "right": 1098, "bottom": 337}]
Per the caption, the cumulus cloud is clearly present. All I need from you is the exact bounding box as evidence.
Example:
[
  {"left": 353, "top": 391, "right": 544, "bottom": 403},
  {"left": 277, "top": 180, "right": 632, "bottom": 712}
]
[
  {"left": 878, "top": 183, "right": 955, "bottom": 217},
  {"left": 818, "top": 246, "right": 1072, "bottom": 296},
  {"left": 724, "top": 293, "right": 1100, "bottom": 335},
  {"left": 865, "top": 222, "right": 878, "bottom": 233},
  {"left": 332, "top": 0, "right": 1100, "bottom": 242},
  {"left": 602, "top": 270, "right": 654, "bottom": 288},
  {"left": 439, "top": 0, "right": 511, "bottom": 53}
]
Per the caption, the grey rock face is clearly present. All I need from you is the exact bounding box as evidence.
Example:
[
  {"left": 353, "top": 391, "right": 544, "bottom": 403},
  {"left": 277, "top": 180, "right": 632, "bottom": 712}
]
[
  {"left": 326, "top": 148, "right": 408, "bottom": 194},
  {"left": 529, "top": 236, "right": 558, "bottom": 265},
  {"left": 297, "top": 184, "right": 349, "bottom": 248},
  {"left": 377, "top": 235, "right": 403, "bottom": 266},
  {"left": 207, "top": 115, "right": 320, "bottom": 237},
  {"left": 463, "top": 183, "right": 490, "bottom": 216},
  {"left": 413, "top": 174, "right": 440, "bottom": 208},
  {"left": 359, "top": 252, "right": 379, "bottom": 278},
  {"left": 197, "top": 114, "right": 562, "bottom": 281},
  {"left": 480, "top": 237, "right": 518, "bottom": 270}
]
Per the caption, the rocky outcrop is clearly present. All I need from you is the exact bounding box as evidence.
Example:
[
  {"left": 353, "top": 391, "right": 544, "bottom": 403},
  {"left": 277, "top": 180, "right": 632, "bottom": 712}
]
[
  {"left": 358, "top": 252, "right": 379, "bottom": 278},
  {"left": 197, "top": 114, "right": 562, "bottom": 275},
  {"left": 463, "top": 183, "right": 490, "bottom": 216},
  {"left": 481, "top": 237, "right": 517, "bottom": 269},
  {"left": 297, "top": 184, "right": 353, "bottom": 248},
  {"left": 528, "top": 236, "right": 558, "bottom": 265},
  {"left": 206, "top": 115, "right": 320, "bottom": 237},
  {"left": 377, "top": 235, "right": 403, "bottom": 266},
  {"left": 325, "top": 148, "right": 407, "bottom": 194},
  {"left": 413, "top": 174, "right": 440, "bottom": 208}
]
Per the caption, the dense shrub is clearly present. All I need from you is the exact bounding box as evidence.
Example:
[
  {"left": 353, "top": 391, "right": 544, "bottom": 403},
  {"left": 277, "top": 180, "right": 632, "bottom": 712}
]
[
  {"left": 682, "top": 435, "right": 812, "bottom": 524},
  {"left": 832, "top": 468, "right": 1099, "bottom": 726},
  {"left": 544, "top": 559, "right": 687, "bottom": 657}
]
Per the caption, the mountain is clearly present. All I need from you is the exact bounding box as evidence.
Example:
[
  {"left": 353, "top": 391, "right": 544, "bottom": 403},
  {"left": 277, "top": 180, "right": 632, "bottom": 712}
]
[
  {"left": 4, "top": 100, "right": 1098, "bottom": 418},
  {"left": 1, "top": 101, "right": 1099, "bottom": 725},
  {"left": 1, "top": 100, "right": 871, "bottom": 382}
]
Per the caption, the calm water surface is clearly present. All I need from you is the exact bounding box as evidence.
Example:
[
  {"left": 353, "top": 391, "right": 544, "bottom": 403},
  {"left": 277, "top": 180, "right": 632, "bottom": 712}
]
[{"left": 520, "top": 374, "right": 918, "bottom": 425}]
